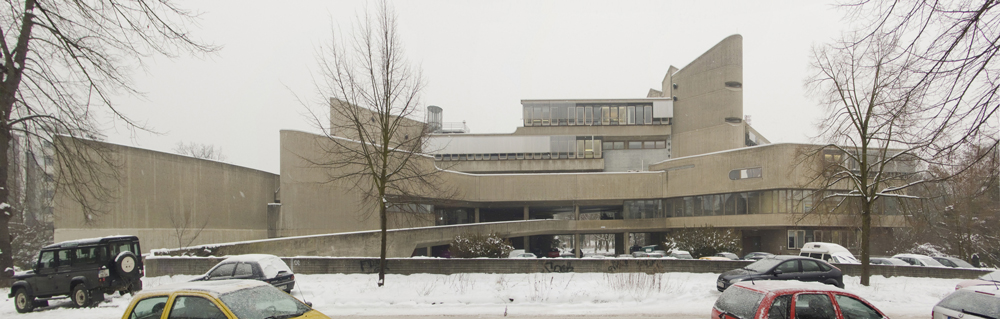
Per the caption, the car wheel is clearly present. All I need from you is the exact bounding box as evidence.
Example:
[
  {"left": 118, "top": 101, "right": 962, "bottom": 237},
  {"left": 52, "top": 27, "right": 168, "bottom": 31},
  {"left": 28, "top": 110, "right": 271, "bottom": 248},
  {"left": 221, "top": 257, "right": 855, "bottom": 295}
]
[
  {"left": 14, "top": 288, "right": 34, "bottom": 313},
  {"left": 115, "top": 251, "right": 140, "bottom": 279},
  {"left": 71, "top": 284, "right": 92, "bottom": 308}
]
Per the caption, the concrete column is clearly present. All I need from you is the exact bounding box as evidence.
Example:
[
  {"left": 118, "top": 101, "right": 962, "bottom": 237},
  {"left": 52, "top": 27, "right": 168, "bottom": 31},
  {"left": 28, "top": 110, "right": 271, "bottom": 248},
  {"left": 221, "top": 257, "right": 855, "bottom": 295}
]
[
  {"left": 426, "top": 247, "right": 431, "bottom": 256},
  {"left": 574, "top": 205, "right": 580, "bottom": 220},
  {"left": 523, "top": 206, "right": 530, "bottom": 252},
  {"left": 574, "top": 234, "right": 581, "bottom": 258},
  {"left": 615, "top": 233, "right": 626, "bottom": 255},
  {"left": 474, "top": 208, "right": 480, "bottom": 223}
]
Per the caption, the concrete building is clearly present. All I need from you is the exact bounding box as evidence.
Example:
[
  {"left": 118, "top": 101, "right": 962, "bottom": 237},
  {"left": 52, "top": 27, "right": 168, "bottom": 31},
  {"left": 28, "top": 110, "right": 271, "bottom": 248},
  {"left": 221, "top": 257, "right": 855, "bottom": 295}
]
[{"left": 54, "top": 35, "right": 910, "bottom": 257}]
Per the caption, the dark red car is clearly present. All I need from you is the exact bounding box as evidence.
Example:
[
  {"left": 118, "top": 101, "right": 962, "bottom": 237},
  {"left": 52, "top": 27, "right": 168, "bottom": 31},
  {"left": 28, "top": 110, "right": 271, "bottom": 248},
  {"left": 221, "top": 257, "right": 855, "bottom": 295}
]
[{"left": 712, "top": 281, "right": 889, "bottom": 319}]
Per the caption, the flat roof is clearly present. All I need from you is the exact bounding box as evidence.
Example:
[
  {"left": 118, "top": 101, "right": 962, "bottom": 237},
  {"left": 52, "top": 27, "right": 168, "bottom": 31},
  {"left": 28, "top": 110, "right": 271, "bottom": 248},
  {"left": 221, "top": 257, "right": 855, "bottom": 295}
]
[{"left": 521, "top": 98, "right": 672, "bottom": 103}]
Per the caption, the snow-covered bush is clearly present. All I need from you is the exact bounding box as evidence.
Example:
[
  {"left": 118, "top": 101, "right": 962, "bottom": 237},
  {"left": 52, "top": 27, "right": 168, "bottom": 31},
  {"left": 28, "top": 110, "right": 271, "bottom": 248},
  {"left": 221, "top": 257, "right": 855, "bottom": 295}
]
[
  {"left": 663, "top": 225, "right": 741, "bottom": 258},
  {"left": 449, "top": 232, "right": 513, "bottom": 258}
]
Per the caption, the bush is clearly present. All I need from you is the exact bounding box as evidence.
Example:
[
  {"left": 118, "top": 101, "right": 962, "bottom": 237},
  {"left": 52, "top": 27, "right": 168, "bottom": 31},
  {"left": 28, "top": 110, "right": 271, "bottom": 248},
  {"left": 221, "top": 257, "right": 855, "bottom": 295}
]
[
  {"left": 450, "top": 232, "right": 514, "bottom": 258},
  {"left": 663, "top": 225, "right": 741, "bottom": 258}
]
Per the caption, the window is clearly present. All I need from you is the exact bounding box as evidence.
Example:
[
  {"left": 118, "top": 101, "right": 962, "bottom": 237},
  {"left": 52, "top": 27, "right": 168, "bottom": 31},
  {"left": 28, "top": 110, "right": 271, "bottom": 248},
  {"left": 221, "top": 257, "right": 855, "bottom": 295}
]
[
  {"left": 38, "top": 251, "right": 56, "bottom": 270},
  {"left": 577, "top": 140, "right": 585, "bottom": 158},
  {"left": 614, "top": 142, "right": 625, "bottom": 150},
  {"left": 655, "top": 141, "right": 665, "bottom": 148},
  {"left": 644, "top": 105, "right": 653, "bottom": 124},
  {"left": 730, "top": 167, "right": 764, "bottom": 180},
  {"left": 635, "top": 106, "right": 644, "bottom": 125},
  {"left": 793, "top": 294, "right": 835, "bottom": 319},
  {"left": 533, "top": 107, "right": 542, "bottom": 126},
  {"left": 542, "top": 107, "right": 550, "bottom": 126},
  {"left": 627, "top": 106, "right": 635, "bottom": 124},
  {"left": 643, "top": 141, "right": 656, "bottom": 149},
  {"left": 602, "top": 107, "right": 610, "bottom": 125},
  {"left": 75, "top": 247, "right": 103, "bottom": 265},
  {"left": 585, "top": 106, "right": 593, "bottom": 125},
  {"left": 628, "top": 141, "right": 642, "bottom": 149},
  {"left": 800, "top": 259, "right": 822, "bottom": 272},
  {"left": 584, "top": 139, "right": 594, "bottom": 158},
  {"left": 129, "top": 296, "right": 169, "bottom": 319},
  {"left": 713, "top": 286, "right": 766, "bottom": 319},
  {"left": 610, "top": 107, "right": 619, "bottom": 125},
  {"left": 567, "top": 107, "right": 576, "bottom": 125},
  {"left": 168, "top": 296, "right": 226, "bottom": 319},
  {"left": 234, "top": 263, "right": 253, "bottom": 277},
  {"left": 577, "top": 107, "right": 585, "bottom": 125},
  {"left": 603, "top": 142, "right": 613, "bottom": 151},
  {"left": 58, "top": 249, "right": 73, "bottom": 266},
  {"left": 210, "top": 263, "right": 236, "bottom": 278},
  {"left": 619, "top": 106, "right": 627, "bottom": 125},
  {"left": 788, "top": 230, "right": 805, "bottom": 249},
  {"left": 523, "top": 107, "right": 532, "bottom": 126},
  {"left": 833, "top": 295, "right": 883, "bottom": 319},
  {"left": 776, "top": 260, "right": 800, "bottom": 273},
  {"left": 592, "top": 106, "right": 602, "bottom": 125}
]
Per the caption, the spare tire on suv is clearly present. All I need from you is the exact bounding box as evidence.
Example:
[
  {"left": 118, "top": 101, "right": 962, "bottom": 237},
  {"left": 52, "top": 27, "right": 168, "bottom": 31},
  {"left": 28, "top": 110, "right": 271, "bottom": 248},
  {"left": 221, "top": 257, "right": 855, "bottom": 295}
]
[{"left": 7, "top": 235, "right": 145, "bottom": 313}]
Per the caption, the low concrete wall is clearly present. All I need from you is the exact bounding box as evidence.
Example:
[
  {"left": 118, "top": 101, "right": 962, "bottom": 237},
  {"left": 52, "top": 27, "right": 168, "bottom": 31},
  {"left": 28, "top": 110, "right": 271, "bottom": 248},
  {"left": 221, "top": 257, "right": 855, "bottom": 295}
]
[{"left": 144, "top": 256, "right": 991, "bottom": 280}]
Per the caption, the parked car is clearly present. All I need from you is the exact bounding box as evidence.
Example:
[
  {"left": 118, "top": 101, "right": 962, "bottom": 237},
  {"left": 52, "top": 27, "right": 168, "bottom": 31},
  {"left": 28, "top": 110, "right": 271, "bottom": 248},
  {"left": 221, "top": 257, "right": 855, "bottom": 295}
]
[
  {"left": 715, "top": 252, "right": 740, "bottom": 260},
  {"left": 933, "top": 285, "right": 1000, "bottom": 319},
  {"left": 869, "top": 257, "right": 910, "bottom": 266},
  {"left": 717, "top": 255, "right": 844, "bottom": 292},
  {"left": 892, "top": 253, "right": 947, "bottom": 267},
  {"left": 712, "top": 281, "right": 888, "bottom": 319},
  {"left": 10, "top": 235, "right": 144, "bottom": 313},
  {"left": 743, "top": 252, "right": 775, "bottom": 261},
  {"left": 700, "top": 256, "right": 731, "bottom": 261},
  {"left": 121, "top": 279, "right": 328, "bottom": 319},
  {"left": 799, "top": 242, "right": 861, "bottom": 264},
  {"left": 669, "top": 250, "right": 694, "bottom": 259},
  {"left": 932, "top": 256, "right": 976, "bottom": 268},
  {"left": 955, "top": 269, "right": 1000, "bottom": 290},
  {"left": 192, "top": 254, "right": 295, "bottom": 293}
]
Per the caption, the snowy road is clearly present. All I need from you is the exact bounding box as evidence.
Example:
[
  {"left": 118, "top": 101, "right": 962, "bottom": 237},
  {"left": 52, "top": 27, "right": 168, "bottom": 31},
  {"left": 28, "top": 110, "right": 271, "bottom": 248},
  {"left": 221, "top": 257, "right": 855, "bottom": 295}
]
[{"left": 2, "top": 272, "right": 960, "bottom": 318}]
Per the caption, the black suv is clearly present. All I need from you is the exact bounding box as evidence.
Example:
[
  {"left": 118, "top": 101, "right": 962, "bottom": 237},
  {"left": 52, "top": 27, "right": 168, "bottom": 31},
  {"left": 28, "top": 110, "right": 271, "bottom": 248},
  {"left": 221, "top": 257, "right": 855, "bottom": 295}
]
[{"left": 9, "top": 235, "right": 144, "bottom": 313}]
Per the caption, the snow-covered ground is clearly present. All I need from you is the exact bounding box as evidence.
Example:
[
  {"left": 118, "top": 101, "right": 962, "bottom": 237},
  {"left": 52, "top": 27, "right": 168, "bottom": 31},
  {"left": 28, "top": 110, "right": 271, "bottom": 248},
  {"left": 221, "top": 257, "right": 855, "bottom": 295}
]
[{"left": 1, "top": 272, "right": 963, "bottom": 318}]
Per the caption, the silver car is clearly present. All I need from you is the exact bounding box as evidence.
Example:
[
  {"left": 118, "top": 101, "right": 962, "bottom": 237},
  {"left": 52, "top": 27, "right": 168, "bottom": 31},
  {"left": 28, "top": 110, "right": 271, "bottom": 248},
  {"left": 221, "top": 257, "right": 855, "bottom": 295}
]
[{"left": 933, "top": 285, "right": 1000, "bottom": 319}]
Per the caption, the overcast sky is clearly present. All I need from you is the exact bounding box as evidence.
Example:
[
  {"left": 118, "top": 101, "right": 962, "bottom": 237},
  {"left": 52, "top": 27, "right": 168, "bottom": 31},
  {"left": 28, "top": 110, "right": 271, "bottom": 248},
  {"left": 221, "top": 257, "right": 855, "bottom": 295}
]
[{"left": 107, "top": 0, "right": 850, "bottom": 173}]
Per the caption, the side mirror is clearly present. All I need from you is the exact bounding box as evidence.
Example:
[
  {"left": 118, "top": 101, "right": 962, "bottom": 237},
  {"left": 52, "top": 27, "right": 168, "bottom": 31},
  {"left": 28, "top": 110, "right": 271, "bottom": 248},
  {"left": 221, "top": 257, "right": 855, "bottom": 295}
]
[
  {"left": 305, "top": 301, "right": 313, "bottom": 308},
  {"left": 773, "top": 269, "right": 783, "bottom": 276}
]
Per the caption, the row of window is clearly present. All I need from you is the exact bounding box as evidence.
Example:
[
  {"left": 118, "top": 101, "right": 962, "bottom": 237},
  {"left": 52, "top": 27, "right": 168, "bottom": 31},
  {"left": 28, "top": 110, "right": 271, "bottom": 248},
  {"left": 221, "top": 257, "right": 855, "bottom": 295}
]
[
  {"left": 788, "top": 229, "right": 859, "bottom": 250},
  {"left": 623, "top": 189, "right": 907, "bottom": 219},
  {"left": 433, "top": 139, "right": 669, "bottom": 161},
  {"left": 523, "top": 103, "right": 671, "bottom": 127}
]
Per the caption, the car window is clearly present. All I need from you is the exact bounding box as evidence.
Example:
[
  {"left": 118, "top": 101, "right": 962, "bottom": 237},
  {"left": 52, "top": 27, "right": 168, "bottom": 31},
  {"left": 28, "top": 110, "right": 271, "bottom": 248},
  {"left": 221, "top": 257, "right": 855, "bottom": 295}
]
[
  {"left": 57, "top": 249, "right": 73, "bottom": 267},
  {"left": 746, "top": 259, "right": 783, "bottom": 272},
  {"left": 168, "top": 296, "right": 227, "bottom": 319},
  {"left": 38, "top": 251, "right": 56, "bottom": 270},
  {"left": 767, "top": 295, "right": 792, "bottom": 319},
  {"left": 234, "top": 263, "right": 254, "bottom": 277},
  {"left": 834, "top": 295, "right": 883, "bottom": 319},
  {"left": 713, "top": 285, "right": 765, "bottom": 319},
  {"left": 936, "top": 290, "right": 1000, "bottom": 319},
  {"left": 209, "top": 263, "right": 237, "bottom": 278},
  {"left": 899, "top": 257, "right": 918, "bottom": 265},
  {"left": 801, "top": 260, "right": 822, "bottom": 272},
  {"left": 777, "top": 260, "right": 800, "bottom": 273},
  {"left": 129, "top": 296, "right": 169, "bottom": 319},
  {"left": 75, "top": 247, "right": 104, "bottom": 265},
  {"left": 794, "top": 294, "right": 835, "bottom": 319},
  {"left": 220, "top": 285, "right": 311, "bottom": 319},
  {"left": 937, "top": 259, "right": 956, "bottom": 267}
]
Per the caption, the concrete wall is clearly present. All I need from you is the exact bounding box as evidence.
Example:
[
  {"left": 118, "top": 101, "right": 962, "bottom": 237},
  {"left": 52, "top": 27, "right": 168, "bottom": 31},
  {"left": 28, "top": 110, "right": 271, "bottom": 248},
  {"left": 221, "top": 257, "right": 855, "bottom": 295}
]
[
  {"left": 53, "top": 137, "right": 280, "bottom": 252},
  {"left": 671, "top": 34, "right": 745, "bottom": 158},
  {"left": 603, "top": 148, "right": 671, "bottom": 172},
  {"left": 144, "top": 256, "right": 992, "bottom": 280},
  {"left": 439, "top": 158, "right": 604, "bottom": 174}
]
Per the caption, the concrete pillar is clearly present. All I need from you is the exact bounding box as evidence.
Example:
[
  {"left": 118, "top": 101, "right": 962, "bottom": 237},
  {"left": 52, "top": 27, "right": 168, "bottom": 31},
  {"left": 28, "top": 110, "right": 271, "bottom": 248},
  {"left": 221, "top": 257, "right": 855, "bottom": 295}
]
[
  {"left": 474, "top": 208, "right": 480, "bottom": 223},
  {"left": 613, "top": 233, "right": 623, "bottom": 255},
  {"left": 426, "top": 247, "right": 431, "bottom": 256},
  {"left": 523, "top": 206, "right": 530, "bottom": 252},
  {"left": 574, "top": 205, "right": 580, "bottom": 220},
  {"left": 574, "top": 234, "right": 581, "bottom": 258}
]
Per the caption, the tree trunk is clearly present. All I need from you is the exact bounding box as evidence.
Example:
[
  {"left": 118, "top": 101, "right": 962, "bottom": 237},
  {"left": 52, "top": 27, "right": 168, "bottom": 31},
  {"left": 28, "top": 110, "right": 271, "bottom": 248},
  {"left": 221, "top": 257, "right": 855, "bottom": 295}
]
[
  {"left": 378, "top": 199, "right": 387, "bottom": 287},
  {"left": 0, "top": 130, "right": 12, "bottom": 287},
  {"left": 860, "top": 201, "right": 872, "bottom": 286}
]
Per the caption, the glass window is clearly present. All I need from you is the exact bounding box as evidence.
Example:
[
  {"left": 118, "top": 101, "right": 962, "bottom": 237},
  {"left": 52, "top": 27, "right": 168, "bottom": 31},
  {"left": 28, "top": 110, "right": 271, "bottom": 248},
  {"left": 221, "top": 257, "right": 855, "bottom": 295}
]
[
  {"left": 747, "top": 192, "right": 761, "bottom": 214},
  {"left": 567, "top": 107, "right": 576, "bottom": 125},
  {"left": 234, "top": 263, "right": 254, "bottom": 277},
  {"left": 585, "top": 106, "right": 593, "bottom": 125},
  {"left": 542, "top": 106, "right": 550, "bottom": 126},
  {"left": 168, "top": 296, "right": 226, "bottom": 319},
  {"left": 614, "top": 142, "right": 625, "bottom": 150},
  {"left": 619, "top": 106, "right": 627, "bottom": 125},
  {"left": 610, "top": 107, "right": 619, "bottom": 125},
  {"left": 532, "top": 107, "right": 542, "bottom": 126},
  {"left": 577, "top": 107, "right": 585, "bottom": 125},
  {"left": 627, "top": 106, "right": 635, "bottom": 124},
  {"left": 655, "top": 141, "right": 665, "bottom": 148},
  {"left": 635, "top": 106, "right": 644, "bottom": 125},
  {"left": 577, "top": 140, "right": 585, "bottom": 158},
  {"left": 516, "top": 153, "right": 524, "bottom": 160},
  {"left": 684, "top": 197, "right": 695, "bottom": 216},
  {"left": 833, "top": 295, "right": 883, "bottom": 319},
  {"left": 767, "top": 295, "right": 792, "bottom": 319},
  {"left": 777, "top": 260, "right": 800, "bottom": 273},
  {"left": 644, "top": 105, "right": 653, "bottom": 124},
  {"left": 594, "top": 140, "right": 602, "bottom": 158},
  {"left": 713, "top": 286, "right": 766, "bottom": 319},
  {"left": 643, "top": 141, "right": 655, "bottom": 149},
  {"left": 129, "top": 296, "right": 169, "bottom": 319},
  {"left": 524, "top": 107, "right": 531, "bottom": 126},
  {"left": 628, "top": 141, "right": 642, "bottom": 149},
  {"left": 602, "top": 107, "right": 610, "bottom": 125},
  {"left": 58, "top": 249, "right": 73, "bottom": 266},
  {"left": 793, "top": 294, "right": 835, "bottom": 319},
  {"left": 209, "top": 263, "right": 236, "bottom": 278},
  {"left": 603, "top": 142, "right": 613, "bottom": 151},
  {"left": 38, "top": 251, "right": 56, "bottom": 269},
  {"left": 593, "top": 106, "right": 602, "bottom": 125},
  {"left": 584, "top": 139, "right": 594, "bottom": 158},
  {"left": 552, "top": 105, "right": 565, "bottom": 126},
  {"left": 778, "top": 190, "right": 788, "bottom": 213}
]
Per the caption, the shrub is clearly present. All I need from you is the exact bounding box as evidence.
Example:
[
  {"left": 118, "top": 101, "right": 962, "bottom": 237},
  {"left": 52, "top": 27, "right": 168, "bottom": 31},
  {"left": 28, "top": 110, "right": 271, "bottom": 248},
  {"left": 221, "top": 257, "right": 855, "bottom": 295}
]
[{"left": 450, "top": 232, "right": 514, "bottom": 258}]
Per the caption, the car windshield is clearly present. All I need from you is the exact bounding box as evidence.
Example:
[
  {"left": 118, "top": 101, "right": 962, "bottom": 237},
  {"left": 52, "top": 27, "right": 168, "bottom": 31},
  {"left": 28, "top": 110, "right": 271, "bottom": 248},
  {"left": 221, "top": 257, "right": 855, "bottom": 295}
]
[
  {"left": 937, "top": 289, "right": 1000, "bottom": 319},
  {"left": 713, "top": 286, "right": 765, "bottom": 319},
  {"left": 220, "top": 285, "right": 311, "bottom": 319},
  {"left": 744, "top": 258, "right": 782, "bottom": 272},
  {"left": 979, "top": 270, "right": 1000, "bottom": 281}
]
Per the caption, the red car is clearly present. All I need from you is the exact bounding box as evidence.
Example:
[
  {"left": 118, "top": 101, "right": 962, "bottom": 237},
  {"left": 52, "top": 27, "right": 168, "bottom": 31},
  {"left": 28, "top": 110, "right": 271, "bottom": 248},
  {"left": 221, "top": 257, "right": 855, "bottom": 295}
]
[{"left": 712, "top": 281, "right": 889, "bottom": 319}]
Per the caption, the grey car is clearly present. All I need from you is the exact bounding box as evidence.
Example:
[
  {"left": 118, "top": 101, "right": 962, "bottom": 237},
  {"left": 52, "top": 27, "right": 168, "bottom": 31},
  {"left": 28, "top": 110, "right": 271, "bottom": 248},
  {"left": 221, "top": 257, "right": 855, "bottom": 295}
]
[
  {"left": 716, "top": 255, "right": 844, "bottom": 292},
  {"left": 933, "top": 256, "right": 976, "bottom": 268}
]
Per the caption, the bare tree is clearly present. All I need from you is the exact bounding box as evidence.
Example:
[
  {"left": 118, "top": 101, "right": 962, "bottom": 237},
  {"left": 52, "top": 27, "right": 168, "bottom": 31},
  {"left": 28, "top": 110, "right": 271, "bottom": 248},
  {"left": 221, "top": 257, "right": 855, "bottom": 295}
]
[
  {"left": 168, "top": 208, "right": 210, "bottom": 249},
  {"left": 0, "top": 1, "right": 217, "bottom": 286},
  {"left": 174, "top": 141, "right": 227, "bottom": 161},
  {"left": 308, "top": 0, "right": 452, "bottom": 287},
  {"left": 807, "top": 0, "right": 1000, "bottom": 286}
]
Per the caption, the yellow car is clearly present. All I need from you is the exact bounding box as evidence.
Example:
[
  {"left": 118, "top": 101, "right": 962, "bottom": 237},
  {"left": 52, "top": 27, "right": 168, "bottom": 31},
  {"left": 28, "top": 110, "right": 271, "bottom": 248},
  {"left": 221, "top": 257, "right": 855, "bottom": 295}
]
[{"left": 121, "top": 279, "right": 329, "bottom": 319}]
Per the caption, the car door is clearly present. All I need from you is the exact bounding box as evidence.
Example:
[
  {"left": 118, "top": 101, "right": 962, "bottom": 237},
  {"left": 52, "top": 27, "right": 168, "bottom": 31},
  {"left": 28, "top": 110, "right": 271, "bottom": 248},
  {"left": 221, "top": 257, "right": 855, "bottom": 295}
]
[
  {"left": 125, "top": 295, "right": 170, "bottom": 319},
  {"left": 33, "top": 250, "right": 59, "bottom": 296},
  {"left": 53, "top": 248, "right": 76, "bottom": 294},
  {"left": 774, "top": 260, "right": 802, "bottom": 281},
  {"left": 165, "top": 295, "right": 230, "bottom": 319},
  {"left": 799, "top": 259, "right": 827, "bottom": 283},
  {"left": 792, "top": 293, "right": 836, "bottom": 319}
]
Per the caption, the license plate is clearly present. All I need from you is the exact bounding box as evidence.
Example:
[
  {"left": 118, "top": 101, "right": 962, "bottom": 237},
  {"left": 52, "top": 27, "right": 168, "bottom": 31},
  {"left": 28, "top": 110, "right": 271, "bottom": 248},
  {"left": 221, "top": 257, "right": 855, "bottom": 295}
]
[
  {"left": 717, "top": 281, "right": 725, "bottom": 288},
  {"left": 277, "top": 285, "right": 287, "bottom": 290}
]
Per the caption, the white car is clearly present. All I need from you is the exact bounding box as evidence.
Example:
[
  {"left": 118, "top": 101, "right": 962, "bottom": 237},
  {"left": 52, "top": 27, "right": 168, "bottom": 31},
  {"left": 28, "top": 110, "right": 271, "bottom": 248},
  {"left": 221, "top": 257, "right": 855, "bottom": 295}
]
[
  {"left": 933, "top": 285, "right": 1000, "bottom": 319},
  {"left": 892, "top": 253, "right": 947, "bottom": 267},
  {"left": 799, "top": 242, "right": 861, "bottom": 264}
]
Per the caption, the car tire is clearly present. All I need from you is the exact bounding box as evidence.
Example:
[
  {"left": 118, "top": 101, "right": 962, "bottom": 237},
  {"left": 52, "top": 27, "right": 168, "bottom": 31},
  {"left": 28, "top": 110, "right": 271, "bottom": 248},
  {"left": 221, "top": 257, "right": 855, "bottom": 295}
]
[
  {"left": 14, "top": 288, "right": 34, "bottom": 313},
  {"left": 115, "top": 251, "right": 140, "bottom": 279},
  {"left": 71, "top": 284, "right": 92, "bottom": 308}
]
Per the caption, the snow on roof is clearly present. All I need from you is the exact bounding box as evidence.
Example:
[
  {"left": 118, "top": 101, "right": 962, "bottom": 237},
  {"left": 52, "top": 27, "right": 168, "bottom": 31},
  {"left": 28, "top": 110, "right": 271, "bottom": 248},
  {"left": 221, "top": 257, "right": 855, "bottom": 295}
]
[
  {"left": 137, "top": 279, "right": 269, "bottom": 297},
  {"left": 734, "top": 280, "right": 844, "bottom": 293},
  {"left": 220, "top": 254, "right": 292, "bottom": 278}
]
